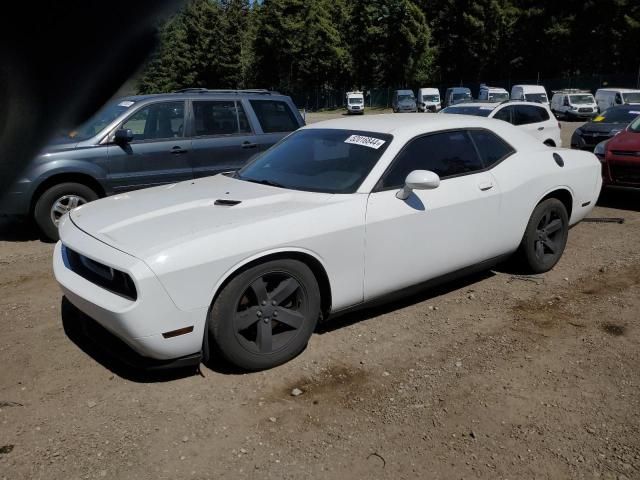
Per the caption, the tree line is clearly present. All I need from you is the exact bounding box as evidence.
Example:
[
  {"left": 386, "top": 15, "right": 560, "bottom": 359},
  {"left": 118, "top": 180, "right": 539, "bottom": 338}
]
[{"left": 138, "top": 0, "right": 640, "bottom": 96}]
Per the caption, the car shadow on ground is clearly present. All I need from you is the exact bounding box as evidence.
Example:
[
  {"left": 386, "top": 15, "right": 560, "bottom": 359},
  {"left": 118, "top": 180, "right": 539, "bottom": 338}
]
[
  {"left": 317, "top": 270, "right": 494, "bottom": 334},
  {"left": 0, "top": 217, "right": 45, "bottom": 242},
  {"left": 597, "top": 188, "right": 640, "bottom": 213}
]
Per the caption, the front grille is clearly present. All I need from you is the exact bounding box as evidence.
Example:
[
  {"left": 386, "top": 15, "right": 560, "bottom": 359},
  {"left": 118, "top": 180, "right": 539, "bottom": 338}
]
[
  {"left": 582, "top": 133, "right": 610, "bottom": 146},
  {"left": 610, "top": 164, "right": 640, "bottom": 184},
  {"left": 62, "top": 245, "right": 137, "bottom": 300},
  {"left": 578, "top": 107, "right": 592, "bottom": 113},
  {"left": 611, "top": 150, "right": 640, "bottom": 157}
]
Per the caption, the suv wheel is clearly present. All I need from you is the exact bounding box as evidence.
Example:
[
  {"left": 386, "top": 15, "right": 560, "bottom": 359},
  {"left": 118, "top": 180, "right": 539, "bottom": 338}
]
[{"left": 34, "top": 182, "right": 98, "bottom": 241}]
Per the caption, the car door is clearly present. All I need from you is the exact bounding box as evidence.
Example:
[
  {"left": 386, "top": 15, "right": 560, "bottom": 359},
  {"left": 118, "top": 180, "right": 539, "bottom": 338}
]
[
  {"left": 106, "top": 100, "right": 192, "bottom": 192},
  {"left": 188, "top": 99, "right": 260, "bottom": 178},
  {"left": 363, "top": 129, "right": 504, "bottom": 301}
]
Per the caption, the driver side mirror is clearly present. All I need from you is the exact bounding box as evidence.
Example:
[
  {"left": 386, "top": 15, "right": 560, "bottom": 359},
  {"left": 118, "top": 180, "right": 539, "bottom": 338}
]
[
  {"left": 114, "top": 128, "right": 134, "bottom": 144},
  {"left": 396, "top": 170, "right": 440, "bottom": 200}
]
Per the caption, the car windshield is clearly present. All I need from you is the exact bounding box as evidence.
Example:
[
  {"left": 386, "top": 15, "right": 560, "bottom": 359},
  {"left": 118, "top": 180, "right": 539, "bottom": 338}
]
[
  {"left": 236, "top": 129, "right": 393, "bottom": 194},
  {"left": 441, "top": 105, "right": 493, "bottom": 117},
  {"left": 452, "top": 92, "right": 472, "bottom": 102},
  {"left": 524, "top": 93, "right": 548, "bottom": 103},
  {"left": 398, "top": 94, "right": 415, "bottom": 102},
  {"left": 57, "top": 100, "right": 133, "bottom": 142},
  {"left": 488, "top": 92, "right": 509, "bottom": 102},
  {"left": 623, "top": 92, "right": 640, "bottom": 103},
  {"left": 423, "top": 95, "right": 439, "bottom": 102},
  {"left": 570, "top": 95, "right": 594, "bottom": 105},
  {"left": 630, "top": 116, "right": 640, "bottom": 132},
  {"left": 348, "top": 97, "right": 363, "bottom": 104},
  {"left": 593, "top": 108, "right": 640, "bottom": 124}
]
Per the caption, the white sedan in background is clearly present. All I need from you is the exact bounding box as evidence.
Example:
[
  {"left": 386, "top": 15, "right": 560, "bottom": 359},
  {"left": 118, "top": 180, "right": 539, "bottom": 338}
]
[
  {"left": 441, "top": 101, "right": 563, "bottom": 147},
  {"left": 54, "top": 115, "right": 601, "bottom": 371}
]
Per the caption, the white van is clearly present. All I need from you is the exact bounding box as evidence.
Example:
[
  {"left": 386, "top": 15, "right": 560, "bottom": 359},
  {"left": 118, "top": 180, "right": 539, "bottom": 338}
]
[
  {"left": 595, "top": 88, "right": 640, "bottom": 112},
  {"left": 510, "top": 85, "right": 549, "bottom": 105},
  {"left": 417, "top": 88, "right": 441, "bottom": 112},
  {"left": 478, "top": 85, "right": 509, "bottom": 102},
  {"left": 550, "top": 90, "right": 598, "bottom": 120},
  {"left": 346, "top": 91, "right": 365, "bottom": 114}
]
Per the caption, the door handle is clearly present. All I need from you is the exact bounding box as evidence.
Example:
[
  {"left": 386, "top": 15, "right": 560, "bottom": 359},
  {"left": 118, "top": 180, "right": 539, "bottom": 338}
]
[
  {"left": 242, "top": 141, "right": 257, "bottom": 149},
  {"left": 537, "top": 126, "right": 545, "bottom": 131},
  {"left": 478, "top": 181, "right": 494, "bottom": 191},
  {"left": 170, "top": 146, "right": 188, "bottom": 154}
]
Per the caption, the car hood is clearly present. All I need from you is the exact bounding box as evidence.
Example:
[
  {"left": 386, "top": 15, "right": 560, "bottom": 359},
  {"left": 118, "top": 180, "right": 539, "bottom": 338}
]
[
  {"left": 69, "top": 174, "right": 336, "bottom": 258},
  {"left": 579, "top": 122, "right": 625, "bottom": 134},
  {"left": 608, "top": 131, "right": 640, "bottom": 151}
]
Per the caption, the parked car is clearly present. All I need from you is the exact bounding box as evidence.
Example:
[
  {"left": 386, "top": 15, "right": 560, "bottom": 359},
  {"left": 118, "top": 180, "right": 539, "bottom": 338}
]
[
  {"left": 478, "top": 85, "right": 509, "bottom": 103},
  {"left": 550, "top": 90, "right": 598, "bottom": 120},
  {"left": 595, "top": 115, "right": 640, "bottom": 188},
  {"left": 0, "top": 89, "right": 304, "bottom": 241},
  {"left": 346, "top": 91, "right": 365, "bottom": 115},
  {"left": 571, "top": 105, "right": 640, "bottom": 150},
  {"left": 54, "top": 114, "right": 601, "bottom": 371},
  {"left": 440, "top": 101, "right": 562, "bottom": 146},
  {"left": 595, "top": 88, "right": 640, "bottom": 112},
  {"left": 417, "top": 88, "right": 441, "bottom": 112},
  {"left": 442, "top": 87, "right": 472, "bottom": 107},
  {"left": 510, "top": 85, "right": 549, "bottom": 105},
  {"left": 392, "top": 90, "right": 417, "bottom": 113}
]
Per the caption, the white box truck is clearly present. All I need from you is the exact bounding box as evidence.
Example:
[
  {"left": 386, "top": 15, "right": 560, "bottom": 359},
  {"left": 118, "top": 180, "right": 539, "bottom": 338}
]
[{"left": 346, "top": 91, "right": 365, "bottom": 115}]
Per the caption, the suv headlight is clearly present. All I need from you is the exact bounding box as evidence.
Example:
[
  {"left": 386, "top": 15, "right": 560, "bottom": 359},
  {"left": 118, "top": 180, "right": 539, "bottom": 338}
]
[
  {"left": 594, "top": 140, "right": 608, "bottom": 160},
  {"left": 574, "top": 128, "right": 583, "bottom": 135}
]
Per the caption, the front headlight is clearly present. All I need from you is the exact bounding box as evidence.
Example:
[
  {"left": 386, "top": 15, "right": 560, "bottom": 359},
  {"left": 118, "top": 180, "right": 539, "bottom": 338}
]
[
  {"left": 594, "top": 140, "right": 608, "bottom": 159},
  {"left": 570, "top": 106, "right": 578, "bottom": 110},
  {"left": 574, "top": 128, "right": 583, "bottom": 135}
]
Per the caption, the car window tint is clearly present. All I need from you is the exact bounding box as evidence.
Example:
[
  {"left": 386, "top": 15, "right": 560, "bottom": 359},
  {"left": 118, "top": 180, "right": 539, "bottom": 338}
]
[
  {"left": 249, "top": 100, "right": 299, "bottom": 133},
  {"left": 493, "top": 106, "right": 512, "bottom": 122},
  {"left": 469, "top": 130, "right": 515, "bottom": 168},
  {"left": 380, "top": 131, "right": 483, "bottom": 189},
  {"left": 123, "top": 102, "right": 184, "bottom": 141},
  {"left": 193, "top": 101, "right": 247, "bottom": 136},
  {"left": 513, "top": 105, "right": 545, "bottom": 125}
]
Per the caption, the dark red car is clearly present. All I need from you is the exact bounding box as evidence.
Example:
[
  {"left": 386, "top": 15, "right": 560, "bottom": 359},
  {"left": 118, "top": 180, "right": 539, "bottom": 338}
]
[{"left": 598, "top": 115, "right": 640, "bottom": 187}]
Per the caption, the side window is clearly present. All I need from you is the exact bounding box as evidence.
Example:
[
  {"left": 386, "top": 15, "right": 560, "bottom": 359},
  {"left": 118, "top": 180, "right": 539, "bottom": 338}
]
[
  {"left": 379, "top": 130, "right": 483, "bottom": 189},
  {"left": 249, "top": 100, "right": 299, "bottom": 133},
  {"left": 493, "top": 106, "right": 512, "bottom": 123},
  {"left": 122, "top": 102, "right": 185, "bottom": 141},
  {"left": 537, "top": 106, "right": 550, "bottom": 121},
  {"left": 513, "top": 105, "right": 544, "bottom": 125},
  {"left": 469, "top": 130, "right": 515, "bottom": 168},
  {"left": 193, "top": 101, "right": 250, "bottom": 136}
]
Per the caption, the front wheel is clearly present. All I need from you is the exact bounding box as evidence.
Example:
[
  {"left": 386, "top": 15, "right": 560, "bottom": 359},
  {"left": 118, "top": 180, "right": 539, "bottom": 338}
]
[
  {"left": 34, "top": 182, "right": 98, "bottom": 241},
  {"left": 208, "top": 259, "right": 320, "bottom": 370},
  {"left": 517, "top": 198, "right": 569, "bottom": 273}
]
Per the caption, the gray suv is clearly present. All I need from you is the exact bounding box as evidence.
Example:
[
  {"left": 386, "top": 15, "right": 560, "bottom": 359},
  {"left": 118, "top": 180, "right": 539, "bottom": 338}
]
[{"left": 0, "top": 89, "right": 304, "bottom": 240}]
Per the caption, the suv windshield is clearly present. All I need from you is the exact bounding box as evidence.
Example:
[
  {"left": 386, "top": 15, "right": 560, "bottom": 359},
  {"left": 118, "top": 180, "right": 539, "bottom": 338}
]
[
  {"left": 630, "top": 116, "right": 640, "bottom": 132},
  {"left": 348, "top": 97, "right": 363, "bottom": 104},
  {"left": 524, "top": 93, "right": 548, "bottom": 103},
  {"left": 236, "top": 129, "right": 392, "bottom": 194},
  {"left": 423, "top": 95, "right": 439, "bottom": 102},
  {"left": 58, "top": 100, "right": 133, "bottom": 143},
  {"left": 488, "top": 93, "right": 509, "bottom": 102},
  {"left": 441, "top": 105, "right": 494, "bottom": 117},
  {"left": 623, "top": 92, "right": 640, "bottom": 104},
  {"left": 570, "top": 95, "right": 594, "bottom": 105},
  {"left": 452, "top": 92, "right": 472, "bottom": 102},
  {"left": 594, "top": 108, "right": 640, "bottom": 124},
  {"left": 398, "top": 94, "right": 415, "bottom": 102}
]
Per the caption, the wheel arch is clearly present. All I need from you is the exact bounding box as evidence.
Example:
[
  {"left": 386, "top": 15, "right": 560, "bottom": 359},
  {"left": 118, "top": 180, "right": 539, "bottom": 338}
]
[
  {"left": 30, "top": 172, "right": 106, "bottom": 213},
  {"left": 210, "top": 248, "right": 333, "bottom": 321},
  {"left": 537, "top": 187, "right": 573, "bottom": 220}
]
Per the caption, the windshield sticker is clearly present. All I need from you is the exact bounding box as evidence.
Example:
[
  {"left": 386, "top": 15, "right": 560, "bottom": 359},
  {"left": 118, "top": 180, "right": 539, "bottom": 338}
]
[
  {"left": 592, "top": 116, "right": 605, "bottom": 122},
  {"left": 118, "top": 100, "right": 135, "bottom": 107},
  {"left": 344, "top": 135, "right": 386, "bottom": 149}
]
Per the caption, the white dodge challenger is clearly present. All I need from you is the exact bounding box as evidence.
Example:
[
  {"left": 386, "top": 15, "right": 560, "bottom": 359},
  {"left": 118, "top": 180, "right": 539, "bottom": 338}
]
[{"left": 54, "top": 115, "right": 602, "bottom": 370}]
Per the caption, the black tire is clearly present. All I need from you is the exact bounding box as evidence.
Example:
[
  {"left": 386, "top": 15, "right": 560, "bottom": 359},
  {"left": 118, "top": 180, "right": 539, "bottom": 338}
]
[
  {"left": 34, "top": 182, "right": 98, "bottom": 241},
  {"left": 518, "top": 198, "right": 569, "bottom": 273},
  {"left": 208, "top": 259, "right": 320, "bottom": 370}
]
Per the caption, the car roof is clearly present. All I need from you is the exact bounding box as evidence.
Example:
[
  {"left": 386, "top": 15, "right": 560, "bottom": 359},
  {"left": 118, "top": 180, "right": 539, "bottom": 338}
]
[
  {"left": 303, "top": 112, "right": 504, "bottom": 135},
  {"left": 597, "top": 88, "right": 640, "bottom": 93},
  {"left": 445, "top": 101, "right": 547, "bottom": 109},
  {"left": 116, "top": 90, "right": 290, "bottom": 103}
]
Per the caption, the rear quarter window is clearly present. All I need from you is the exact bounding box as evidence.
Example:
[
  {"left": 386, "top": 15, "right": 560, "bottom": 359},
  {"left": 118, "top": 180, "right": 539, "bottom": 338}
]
[
  {"left": 469, "top": 129, "right": 515, "bottom": 168},
  {"left": 250, "top": 100, "right": 300, "bottom": 133}
]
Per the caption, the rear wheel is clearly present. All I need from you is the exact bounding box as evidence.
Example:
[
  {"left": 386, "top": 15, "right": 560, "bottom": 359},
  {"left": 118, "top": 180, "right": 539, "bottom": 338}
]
[
  {"left": 518, "top": 198, "right": 569, "bottom": 273},
  {"left": 208, "top": 259, "right": 320, "bottom": 370},
  {"left": 34, "top": 182, "right": 98, "bottom": 241}
]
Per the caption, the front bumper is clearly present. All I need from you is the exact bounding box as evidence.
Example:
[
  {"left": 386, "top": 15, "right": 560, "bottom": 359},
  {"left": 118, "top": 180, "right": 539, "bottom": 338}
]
[{"left": 53, "top": 217, "right": 208, "bottom": 361}]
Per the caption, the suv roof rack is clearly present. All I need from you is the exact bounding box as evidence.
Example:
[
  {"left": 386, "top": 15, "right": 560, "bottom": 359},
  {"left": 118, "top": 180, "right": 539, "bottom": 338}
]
[
  {"left": 552, "top": 89, "right": 592, "bottom": 94},
  {"left": 173, "top": 88, "right": 278, "bottom": 95}
]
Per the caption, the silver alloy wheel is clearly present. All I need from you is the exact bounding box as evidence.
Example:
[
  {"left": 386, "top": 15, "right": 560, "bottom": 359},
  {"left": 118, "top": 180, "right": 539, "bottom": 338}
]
[{"left": 50, "top": 195, "right": 87, "bottom": 226}]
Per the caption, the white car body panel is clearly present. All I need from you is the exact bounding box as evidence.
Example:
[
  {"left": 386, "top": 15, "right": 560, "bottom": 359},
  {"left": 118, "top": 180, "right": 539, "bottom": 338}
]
[{"left": 54, "top": 114, "right": 602, "bottom": 362}]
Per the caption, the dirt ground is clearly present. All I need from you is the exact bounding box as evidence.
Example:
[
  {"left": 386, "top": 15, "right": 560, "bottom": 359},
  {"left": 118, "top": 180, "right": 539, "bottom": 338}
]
[{"left": 1, "top": 118, "right": 639, "bottom": 480}]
